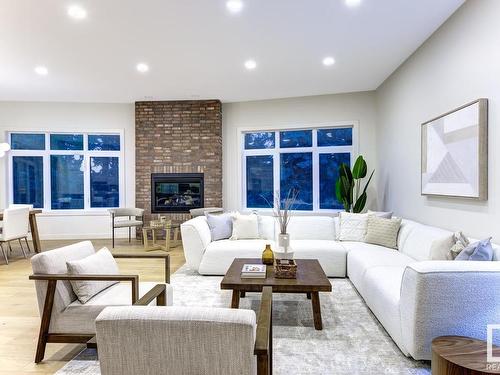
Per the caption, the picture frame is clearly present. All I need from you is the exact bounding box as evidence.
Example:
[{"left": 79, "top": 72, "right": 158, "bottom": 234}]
[{"left": 421, "top": 98, "right": 488, "bottom": 200}]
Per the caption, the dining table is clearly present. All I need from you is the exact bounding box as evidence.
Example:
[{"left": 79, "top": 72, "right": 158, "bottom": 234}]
[{"left": 0, "top": 209, "right": 43, "bottom": 253}]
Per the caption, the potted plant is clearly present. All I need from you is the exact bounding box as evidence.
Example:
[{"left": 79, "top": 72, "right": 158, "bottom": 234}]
[
  {"left": 264, "top": 189, "right": 298, "bottom": 259},
  {"left": 335, "top": 155, "right": 374, "bottom": 213}
]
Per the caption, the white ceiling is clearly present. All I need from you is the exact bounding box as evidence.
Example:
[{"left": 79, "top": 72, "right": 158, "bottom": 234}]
[{"left": 0, "top": 0, "right": 464, "bottom": 103}]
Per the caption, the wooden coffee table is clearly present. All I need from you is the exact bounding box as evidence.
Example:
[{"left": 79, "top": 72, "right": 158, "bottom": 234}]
[{"left": 220, "top": 258, "right": 332, "bottom": 330}]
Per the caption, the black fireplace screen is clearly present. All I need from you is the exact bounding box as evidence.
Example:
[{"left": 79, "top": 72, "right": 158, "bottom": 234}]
[{"left": 151, "top": 173, "right": 204, "bottom": 213}]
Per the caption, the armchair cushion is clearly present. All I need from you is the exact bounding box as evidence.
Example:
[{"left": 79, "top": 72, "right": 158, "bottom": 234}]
[
  {"left": 66, "top": 247, "right": 120, "bottom": 303},
  {"left": 96, "top": 305, "right": 256, "bottom": 375},
  {"left": 31, "top": 241, "right": 96, "bottom": 315},
  {"left": 55, "top": 282, "right": 173, "bottom": 334}
]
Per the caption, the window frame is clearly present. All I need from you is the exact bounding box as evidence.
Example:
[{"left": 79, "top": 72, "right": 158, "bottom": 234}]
[
  {"left": 240, "top": 122, "right": 359, "bottom": 213},
  {"left": 6, "top": 130, "right": 125, "bottom": 214}
]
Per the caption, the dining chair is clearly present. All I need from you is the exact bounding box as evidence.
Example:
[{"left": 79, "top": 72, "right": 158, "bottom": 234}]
[
  {"left": 108, "top": 208, "right": 144, "bottom": 248},
  {"left": 0, "top": 206, "right": 30, "bottom": 264}
]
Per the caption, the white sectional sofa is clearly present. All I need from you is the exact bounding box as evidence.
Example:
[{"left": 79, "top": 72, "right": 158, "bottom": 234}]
[{"left": 181, "top": 214, "right": 500, "bottom": 360}]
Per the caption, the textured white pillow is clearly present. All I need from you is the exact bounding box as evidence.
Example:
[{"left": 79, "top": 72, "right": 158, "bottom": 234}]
[
  {"left": 338, "top": 212, "right": 369, "bottom": 241},
  {"left": 66, "top": 247, "right": 120, "bottom": 304},
  {"left": 231, "top": 213, "right": 260, "bottom": 240},
  {"left": 364, "top": 215, "right": 402, "bottom": 249},
  {"left": 429, "top": 234, "right": 455, "bottom": 260}
]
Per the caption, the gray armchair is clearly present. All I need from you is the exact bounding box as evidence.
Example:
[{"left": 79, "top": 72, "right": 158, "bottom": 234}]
[
  {"left": 108, "top": 208, "right": 144, "bottom": 247},
  {"left": 96, "top": 286, "right": 273, "bottom": 375}
]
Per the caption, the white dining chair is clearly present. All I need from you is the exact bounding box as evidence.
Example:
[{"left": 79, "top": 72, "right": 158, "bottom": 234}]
[{"left": 0, "top": 206, "right": 30, "bottom": 264}]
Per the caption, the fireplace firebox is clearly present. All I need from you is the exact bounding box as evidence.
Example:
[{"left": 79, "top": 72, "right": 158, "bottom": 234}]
[{"left": 151, "top": 173, "right": 204, "bottom": 213}]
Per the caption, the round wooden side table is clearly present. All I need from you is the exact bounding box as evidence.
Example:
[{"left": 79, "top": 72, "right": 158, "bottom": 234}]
[{"left": 432, "top": 336, "right": 500, "bottom": 374}]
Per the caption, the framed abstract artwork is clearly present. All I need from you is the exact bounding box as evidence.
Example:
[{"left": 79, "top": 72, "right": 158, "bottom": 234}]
[{"left": 421, "top": 98, "right": 488, "bottom": 200}]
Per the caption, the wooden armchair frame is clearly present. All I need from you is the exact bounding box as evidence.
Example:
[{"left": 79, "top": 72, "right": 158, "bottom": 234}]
[
  {"left": 29, "top": 253, "right": 170, "bottom": 363},
  {"left": 255, "top": 286, "right": 273, "bottom": 375}
]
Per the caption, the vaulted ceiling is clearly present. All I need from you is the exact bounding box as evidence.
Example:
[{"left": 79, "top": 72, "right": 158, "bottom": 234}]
[{"left": 0, "top": 0, "right": 464, "bottom": 103}]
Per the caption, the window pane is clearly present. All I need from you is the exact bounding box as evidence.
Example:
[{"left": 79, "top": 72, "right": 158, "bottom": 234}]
[
  {"left": 320, "top": 153, "right": 351, "bottom": 209},
  {"left": 246, "top": 155, "right": 273, "bottom": 208},
  {"left": 280, "top": 130, "right": 312, "bottom": 148},
  {"left": 244, "top": 132, "right": 275, "bottom": 149},
  {"left": 50, "top": 155, "right": 84, "bottom": 209},
  {"left": 317, "top": 128, "right": 353, "bottom": 147},
  {"left": 50, "top": 134, "right": 84, "bottom": 150},
  {"left": 88, "top": 134, "right": 121, "bottom": 151},
  {"left": 13, "top": 156, "right": 44, "bottom": 208},
  {"left": 90, "top": 157, "right": 119, "bottom": 208},
  {"left": 280, "top": 152, "right": 312, "bottom": 210},
  {"left": 11, "top": 133, "right": 45, "bottom": 150}
]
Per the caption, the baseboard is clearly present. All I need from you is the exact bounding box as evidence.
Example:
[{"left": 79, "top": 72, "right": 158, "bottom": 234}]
[{"left": 39, "top": 233, "right": 131, "bottom": 240}]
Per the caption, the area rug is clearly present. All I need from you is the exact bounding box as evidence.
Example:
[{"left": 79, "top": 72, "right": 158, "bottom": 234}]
[{"left": 56, "top": 265, "right": 430, "bottom": 375}]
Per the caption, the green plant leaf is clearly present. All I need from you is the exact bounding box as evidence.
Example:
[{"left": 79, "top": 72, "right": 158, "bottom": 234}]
[
  {"left": 353, "top": 192, "right": 367, "bottom": 213},
  {"left": 339, "top": 163, "right": 353, "bottom": 183},
  {"left": 361, "top": 170, "right": 375, "bottom": 195},
  {"left": 352, "top": 156, "right": 367, "bottom": 179},
  {"left": 335, "top": 179, "right": 343, "bottom": 202}
]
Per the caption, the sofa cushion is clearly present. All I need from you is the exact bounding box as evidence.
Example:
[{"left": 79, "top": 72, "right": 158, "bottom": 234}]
[
  {"left": 399, "top": 222, "right": 453, "bottom": 261},
  {"left": 31, "top": 241, "right": 96, "bottom": 315},
  {"left": 199, "top": 240, "right": 275, "bottom": 275},
  {"left": 455, "top": 238, "right": 494, "bottom": 261},
  {"left": 258, "top": 215, "right": 275, "bottom": 241},
  {"left": 346, "top": 242, "right": 415, "bottom": 297},
  {"left": 364, "top": 215, "right": 402, "bottom": 249},
  {"left": 338, "top": 212, "right": 368, "bottom": 241},
  {"left": 206, "top": 213, "right": 233, "bottom": 241},
  {"left": 362, "top": 266, "right": 408, "bottom": 355},
  {"left": 54, "top": 282, "right": 173, "bottom": 334},
  {"left": 291, "top": 240, "right": 347, "bottom": 277},
  {"left": 66, "top": 247, "right": 120, "bottom": 303},
  {"left": 285, "top": 216, "right": 335, "bottom": 241},
  {"left": 231, "top": 213, "right": 260, "bottom": 240}
]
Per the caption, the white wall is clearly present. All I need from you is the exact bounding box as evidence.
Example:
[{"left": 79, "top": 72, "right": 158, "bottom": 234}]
[
  {"left": 375, "top": 0, "right": 500, "bottom": 239},
  {"left": 0, "top": 102, "right": 135, "bottom": 239},
  {"left": 222, "top": 92, "right": 378, "bottom": 212}
]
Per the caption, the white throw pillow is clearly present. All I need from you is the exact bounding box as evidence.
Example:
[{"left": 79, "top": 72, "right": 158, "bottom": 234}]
[
  {"left": 231, "top": 213, "right": 260, "bottom": 240},
  {"left": 338, "top": 212, "right": 369, "bottom": 242},
  {"left": 66, "top": 247, "right": 120, "bottom": 304},
  {"left": 429, "top": 234, "right": 455, "bottom": 260}
]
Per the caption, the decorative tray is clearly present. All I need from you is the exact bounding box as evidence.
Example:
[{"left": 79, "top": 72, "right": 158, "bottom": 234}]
[{"left": 274, "top": 259, "right": 297, "bottom": 279}]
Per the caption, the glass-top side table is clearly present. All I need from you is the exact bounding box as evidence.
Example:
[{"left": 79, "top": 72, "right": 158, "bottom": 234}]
[{"left": 142, "top": 220, "right": 181, "bottom": 252}]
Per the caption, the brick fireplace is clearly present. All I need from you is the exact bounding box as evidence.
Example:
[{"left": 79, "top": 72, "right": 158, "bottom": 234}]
[{"left": 135, "top": 100, "right": 222, "bottom": 228}]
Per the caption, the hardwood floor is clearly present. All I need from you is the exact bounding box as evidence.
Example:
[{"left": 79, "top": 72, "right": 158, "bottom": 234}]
[{"left": 0, "top": 238, "right": 185, "bottom": 374}]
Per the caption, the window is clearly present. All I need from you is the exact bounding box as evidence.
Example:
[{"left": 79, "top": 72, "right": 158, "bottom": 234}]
[
  {"left": 8, "top": 132, "right": 123, "bottom": 211},
  {"left": 242, "top": 126, "right": 355, "bottom": 211}
]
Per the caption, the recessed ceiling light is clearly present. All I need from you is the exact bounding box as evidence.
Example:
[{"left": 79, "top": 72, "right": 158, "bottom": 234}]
[
  {"left": 322, "top": 57, "right": 335, "bottom": 67},
  {"left": 67, "top": 5, "right": 87, "bottom": 19},
  {"left": 34, "top": 66, "right": 48, "bottom": 76},
  {"left": 345, "top": 0, "right": 361, "bottom": 7},
  {"left": 244, "top": 59, "right": 257, "bottom": 70},
  {"left": 226, "top": 0, "right": 244, "bottom": 13},
  {"left": 136, "top": 63, "right": 149, "bottom": 73}
]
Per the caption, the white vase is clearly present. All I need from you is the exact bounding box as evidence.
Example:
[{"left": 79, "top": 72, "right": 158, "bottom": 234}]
[{"left": 275, "top": 233, "right": 294, "bottom": 259}]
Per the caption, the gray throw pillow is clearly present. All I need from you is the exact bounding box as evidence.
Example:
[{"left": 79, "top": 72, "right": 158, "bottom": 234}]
[
  {"left": 205, "top": 212, "right": 232, "bottom": 241},
  {"left": 66, "top": 247, "right": 120, "bottom": 304},
  {"left": 455, "top": 237, "right": 494, "bottom": 261}
]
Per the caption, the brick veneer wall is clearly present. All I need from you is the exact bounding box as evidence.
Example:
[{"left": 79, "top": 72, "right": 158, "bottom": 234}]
[{"left": 135, "top": 100, "right": 222, "bottom": 229}]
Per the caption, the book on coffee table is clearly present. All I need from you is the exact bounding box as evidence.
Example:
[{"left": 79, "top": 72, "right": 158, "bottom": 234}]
[{"left": 241, "top": 264, "right": 266, "bottom": 278}]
